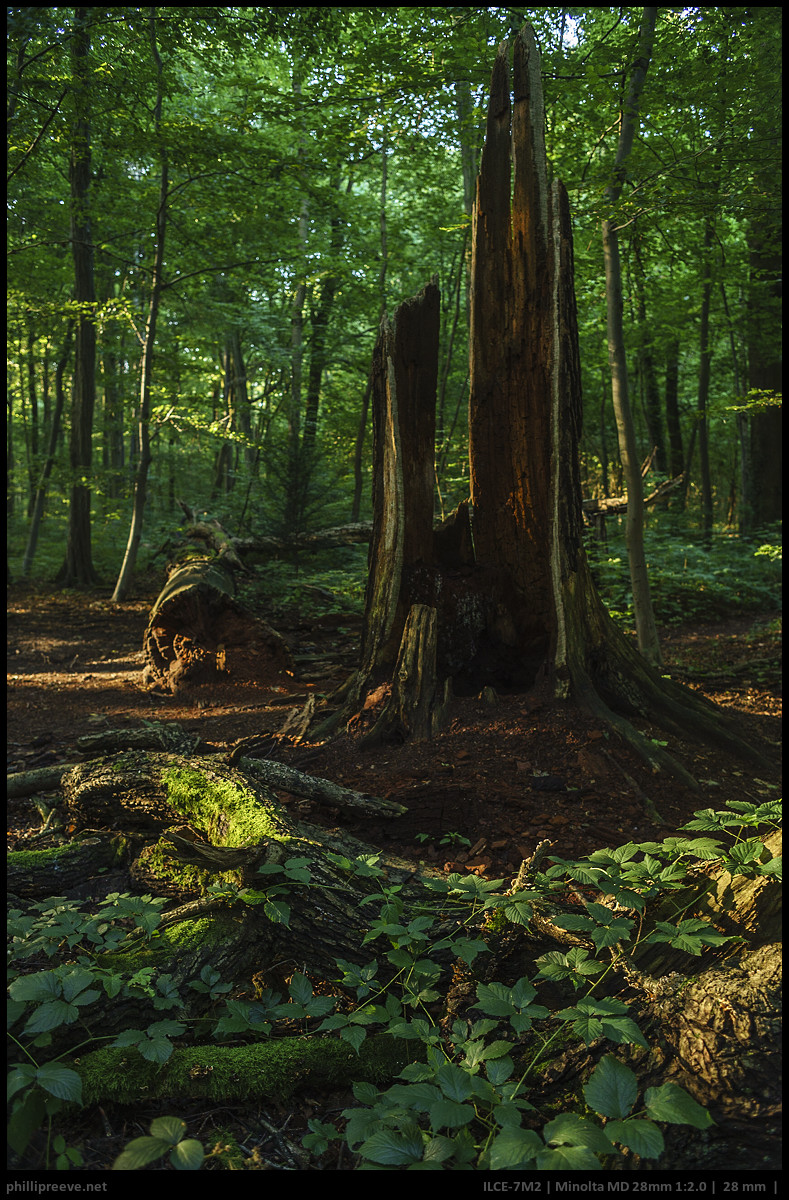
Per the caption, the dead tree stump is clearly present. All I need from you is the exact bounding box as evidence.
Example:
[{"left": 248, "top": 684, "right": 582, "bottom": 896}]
[{"left": 142, "top": 558, "right": 293, "bottom": 693}]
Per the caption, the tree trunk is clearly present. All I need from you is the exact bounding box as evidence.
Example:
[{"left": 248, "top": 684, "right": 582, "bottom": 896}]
[
  {"left": 311, "top": 25, "right": 769, "bottom": 788},
  {"left": 57, "top": 6, "right": 97, "bottom": 588},
  {"left": 141, "top": 559, "right": 293, "bottom": 693},
  {"left": 696, "top": 215, "right": 715, "bottom": 546},
  {"left": 664, "top": 335, "right": 684, "bottom": 482},
  {"left": 21, "top": 323, "right": 73, "bottom": 577},
  {"left": 351, "top": 135, "right": 389, "bottom": 524},
  {"left": 634, "top": 230, "right": 667, "bottom": 473},
  {"left": 112, "top": 9, "right": 168, "bottom": 602},
  {"left": 602, "top": 7, "right": 661, "bottom": 665},
  {"left": 312, "top": 281, "right": 457, "bottom": 741},
  {"left": 744, "top": 220, "right": 782, "bottom": 532}
]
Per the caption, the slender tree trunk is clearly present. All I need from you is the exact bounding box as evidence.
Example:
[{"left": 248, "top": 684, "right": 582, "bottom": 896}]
[
  {"left": 112, "top": 9, "right": 167, "bottom": 602},
  {"left": 664, "top": 335, "right": 684, "bottom": 482},
  {"left": 25, "top": 324, "right": 39, "bottom": 516},
  {"left": 229, "top": 329, "right": 255, "bottom": 472},
  {"left": 602, "top": 6, "right": 661, "bottom": 665},
  {"left": 303, "top": 176, "right": 348, "bottom": 471},
  {"left": 696, "top": 216, "right": 715, "bottom": 546},
  {"left": 58, "top": 5, "right": 97, "bottom": 587},
  {"left": 285, "top": 196, "right": 309, "bottom": 530},
  {"left": 633, "top": 231, "right": 667, "bottom": 472},
  {"left": 22, "top": 324, "right": 74, "bottom": 576},
  {"left": 435, "top": 235, "right": 468, "bottom": 507},
  {"left": 352, "top": 133, "right": 389, "bottom": 523}
]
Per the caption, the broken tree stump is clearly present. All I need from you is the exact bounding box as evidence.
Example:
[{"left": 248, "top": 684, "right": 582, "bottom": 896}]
[{"left": 142, "top": 557, "right": 293, "bottom": 693}]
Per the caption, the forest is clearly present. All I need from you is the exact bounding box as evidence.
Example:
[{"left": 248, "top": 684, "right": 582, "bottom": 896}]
[{"left": 6, "top": 5, "right": 782, "bottom": 1178}]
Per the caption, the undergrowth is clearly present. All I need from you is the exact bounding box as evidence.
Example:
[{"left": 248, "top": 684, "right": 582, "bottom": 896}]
[
  {"left": 586, "top": 522, "right": 782, "bottom": 627},
  {"left": 7, "top": 797, "right": 781, "bottom": 1171}
]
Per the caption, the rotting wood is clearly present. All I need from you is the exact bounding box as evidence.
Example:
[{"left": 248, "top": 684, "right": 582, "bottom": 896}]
[
  {"left": 237, "top": 754, "right": 407, "bottom": 818},
  {"left": 141, "top": 556, "right": 293, "bottom": 693}
]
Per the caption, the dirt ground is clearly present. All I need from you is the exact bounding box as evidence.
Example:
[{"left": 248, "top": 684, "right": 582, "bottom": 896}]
[{"left": 6, "top": 578, "right": 782, "bottom": 1171}]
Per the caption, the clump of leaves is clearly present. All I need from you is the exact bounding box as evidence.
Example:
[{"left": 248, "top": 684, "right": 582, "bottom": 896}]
[{"left": 113, "top": 1116, "right": 204, "bottom": 1171}]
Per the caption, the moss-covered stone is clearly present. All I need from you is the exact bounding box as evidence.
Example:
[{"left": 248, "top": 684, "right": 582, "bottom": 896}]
[{"left": 73, "top": 1034, "right": 414, "bottom": 1106}]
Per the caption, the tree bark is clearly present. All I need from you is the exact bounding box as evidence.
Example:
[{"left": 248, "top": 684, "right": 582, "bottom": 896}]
[
  {"left": 22, "top": 323, "right": 73, "bottom": 576},
  {"left": 695, "top": 215, "right": 715, "bottom": 546},
  {"left": 310, "top": 25, "right": 770, "bottom": 788},
  {"left": 664, "top": 335, "right": 684, "bottom": 481},
  {"left": 744, "top": 220, "right": 782, "bottom": 531},
  {"left": 57, "top": 6, "right": 97, "bottom": 588},
  {"left": 313, "top": 282, "right": 459, "bottom": 741},
  {"left": 112, "top": 9, "right": 168, "bottom": 602},
  {"left": 602, "top": 7, "right": 661, "bottom": 665}
]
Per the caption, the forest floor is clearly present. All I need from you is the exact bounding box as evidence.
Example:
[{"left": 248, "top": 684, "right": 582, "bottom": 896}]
[{"left": 6, "top": 577, "right": 782, "bottom": 1172}]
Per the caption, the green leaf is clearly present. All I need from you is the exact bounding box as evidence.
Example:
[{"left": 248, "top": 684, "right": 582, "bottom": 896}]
[
  {"left": 535, "top": 1144, "right": 605, "bottom": 1170},
  {"left": 149, "top": 1116, "right": 188, "bottom": 1143},
  {"left": 429, "top": 1097, "right": 475, "bottom": 1129},
  {"left": 486, "top": 1057, "right": 516, "bottom": 1087},
  {"left": 340, "top": 1025, "right": 368, "bottom": 1053},
  {"left": 646, "top": 919, "right": 731, "bottom": 955},
  {"left": 288, "top": 972, "right": 313, "bottom": 1006},
  {"left": 436, "top": 1061, "right": 473, "bottom": 1103},
  {"left": 542, "top": 1112, "right": 615, "bottom": 1154},
  {"left": 605, "top": 1117, "right": 665, "bottom": 1158},
  {"left": 24, "top": 999, "right": 78, "bottom": 1034},
  {"left": 8, "top": 971, "right": 60, "bottom": 1003},
  {"left": 490, "top": 1126, "right": 543, "bottom": 1169},
  {"left": 583, "top": 1055, "right": 638, "bottom": 1119},
  {"left": 7, "top": 1087, "right": 47, "bottom": 1156},
  {"left": 113, "top": 1136, "right": 172, "bottom": 1170},
  {"left": 360, "top": 1124, "right": 425, "bottom": 1166},
  {"left": 263, "top": 898, "right": 291, "bottom": 926},
  {"left": 35, "top": 1063, "right": 83, "bottom": 1104},
  {"left": 171, "top": 1137, "right": 205, "bottom": 1170},
  {"left": 60, "top": 967, "right": 97, "bottom": 1002},
  {"left": 644, "top": 1083, "right": 714, "bottom": 1129}
]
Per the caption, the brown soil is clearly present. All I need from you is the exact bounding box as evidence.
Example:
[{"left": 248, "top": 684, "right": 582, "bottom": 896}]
[{"left": 6, "top": 579, "right": 782, "bottom": 1171}]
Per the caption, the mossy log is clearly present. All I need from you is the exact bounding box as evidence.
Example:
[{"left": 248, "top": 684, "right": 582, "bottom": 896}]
[
  {"left": 7, "top": 833, "right": 128, "bottom": 899},
  {"left": 10, "top": 751, "right": 439, "bottom": 1046},
  {"left": 70, "top": 1035, "right": 413, "bottom": 1110}
]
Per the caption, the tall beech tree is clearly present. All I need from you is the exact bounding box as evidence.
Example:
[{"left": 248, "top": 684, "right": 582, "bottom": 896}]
[
  {"left": 57, "top": 6, "right": 98, "bottom": 587},
  {"left": 318, "top": 26, "right": 768, "bottom": 786},
  {"left": 601, "top": 6, "right": 661, "bottom": 664},
  {"left": 112, "top": 9, "right": 168, "bottom": 602}
]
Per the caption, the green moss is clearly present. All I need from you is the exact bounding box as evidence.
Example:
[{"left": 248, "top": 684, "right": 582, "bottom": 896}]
[
  {"left": 161, "top": 765, "right": 290, "bottom": 847},
  {"left": 141, "top": 841, "right": 218, "bottom": 894},
  {"left": 204, "top": 1128, "right": 247, "bottom": 1170},
  {"left": 7, "top": 843, "right": 80, "bottom": 870},
  {"left": 73, "top": 1035, "right": 414, "bottom": 1107},
  {"left": 100, "top": 915, "right": 236, "bottom": 971}
]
